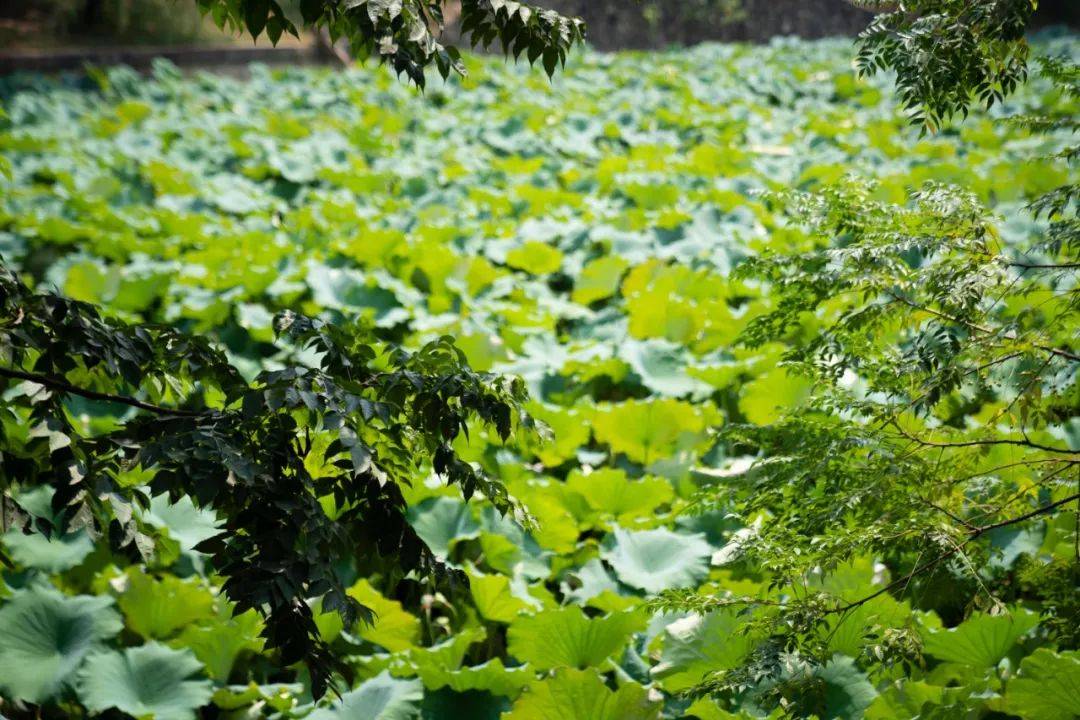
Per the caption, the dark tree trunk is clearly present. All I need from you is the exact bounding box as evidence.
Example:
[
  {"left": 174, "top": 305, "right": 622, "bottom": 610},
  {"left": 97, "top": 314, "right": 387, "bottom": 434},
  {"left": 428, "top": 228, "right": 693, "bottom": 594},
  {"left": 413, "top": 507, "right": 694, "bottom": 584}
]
[{"left": 80, "top": 0, "right": 106, "bottom": 30}]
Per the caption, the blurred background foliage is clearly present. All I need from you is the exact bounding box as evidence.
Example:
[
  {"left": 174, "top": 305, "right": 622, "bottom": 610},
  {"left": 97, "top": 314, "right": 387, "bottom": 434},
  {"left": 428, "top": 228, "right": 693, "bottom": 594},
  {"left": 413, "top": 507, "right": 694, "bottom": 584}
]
[
  {"left": 2, "top": 0, "right": 1077, "bottom": 51},
  {"left": 0, "top": 0, "right": 308, "bottom": 48}
]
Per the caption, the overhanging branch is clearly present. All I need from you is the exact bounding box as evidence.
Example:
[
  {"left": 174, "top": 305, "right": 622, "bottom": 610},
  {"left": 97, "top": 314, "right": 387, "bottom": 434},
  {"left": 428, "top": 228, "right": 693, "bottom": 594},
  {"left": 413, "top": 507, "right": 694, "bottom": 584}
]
[{"left": 0, "top": 366, "right": 203, "bottom": 418}]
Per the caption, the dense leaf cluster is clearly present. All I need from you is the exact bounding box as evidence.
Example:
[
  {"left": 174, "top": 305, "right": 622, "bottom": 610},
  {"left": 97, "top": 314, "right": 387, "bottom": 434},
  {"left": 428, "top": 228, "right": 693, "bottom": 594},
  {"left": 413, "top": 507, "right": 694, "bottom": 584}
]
[
  {"left": 855, "top": 0, "right": 1037, "bottom": 129},
  {"left": 0, "top": 262, "right": 532, "bottom": 698},
  {"left": 1, "top": 35, "right": 1077, "bottom": 719},
  {"left": 667, "top": 56, "right": 1079, "bottom": 704},
  {"left": 195, "top": 0, "right": 585, "bottom": 86}
]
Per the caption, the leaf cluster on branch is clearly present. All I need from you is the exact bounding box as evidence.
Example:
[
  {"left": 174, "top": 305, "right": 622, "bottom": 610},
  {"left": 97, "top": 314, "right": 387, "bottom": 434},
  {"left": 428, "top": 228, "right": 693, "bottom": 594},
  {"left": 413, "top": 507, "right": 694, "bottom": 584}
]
[
  {"left": 854, "top": 0, "right": 1037, "bottom": 130},
  {"left": 195, "top": 0, "right": 585, "bottom": 86},
  {"left": 0, "top": 262, "right": 536, "bottom": 698},
  {"left": 192, "top": 0, "right": 1043, "bottom": 134},
  {"left": 655, "top": 56, "right": 1079, "bottom": 703}
]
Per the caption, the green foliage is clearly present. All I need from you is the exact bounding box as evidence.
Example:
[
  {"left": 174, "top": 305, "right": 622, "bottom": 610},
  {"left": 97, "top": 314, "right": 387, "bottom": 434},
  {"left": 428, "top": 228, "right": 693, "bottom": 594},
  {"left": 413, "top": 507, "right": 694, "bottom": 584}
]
[
  {"left": 195, "top": 0, "right": 584, "bottom": 87},
  {"left": 506, "top": 606, "right": 644, "bottom": 670},
  {"left": 75, "top": 643, "right": 215, "bottom": 720},
  {"left": 503, "top": 668, "right": 662, "bottom": 720},
  {"left": 1006, "top": 648, "right": 1080, "bottom": 719},
  {"left": 855, "top": 0, "right": 1037, "bottom": 130},
  {"left": 0, "top": 261, "right": 534, "bottom": 696},
  {"left": 0, "top": 586, "right": 123, "bottom": 703},
  {"left": 115, "top": 570, "right": 216, "bottom": 640},
  {"left": 602, "top": 527, "right": 713, "bottom": 594},
  {"left": 922, "top": 609, "right": 1039, "bottom": 668},
  {"left": 653, "top": 611, "right": 757, "bottom": 692},
  {"left": 307, "top": 671, "right": 424, "bottom": 720},
  {"left": 0, "top": 34, "right": 1076, "bottom": 719},
  {"left": 664, "top": 48, "right": 1080, "bottom": 714}
]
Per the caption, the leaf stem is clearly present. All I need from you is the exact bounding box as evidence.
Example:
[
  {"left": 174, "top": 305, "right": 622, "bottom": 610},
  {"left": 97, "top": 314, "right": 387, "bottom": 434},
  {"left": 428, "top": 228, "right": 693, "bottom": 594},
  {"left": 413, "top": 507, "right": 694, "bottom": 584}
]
[{"left": 0, "top": 366, "right": 203, "bottom": 418}]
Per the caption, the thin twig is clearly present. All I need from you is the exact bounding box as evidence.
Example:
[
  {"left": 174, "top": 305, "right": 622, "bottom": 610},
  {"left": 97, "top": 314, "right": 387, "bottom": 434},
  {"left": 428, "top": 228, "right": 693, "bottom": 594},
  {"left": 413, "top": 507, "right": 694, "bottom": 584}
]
[
  {"left": 887, "top": 291, "right": 1080, "bottom": 363},
  {"left": 920, "top": 497, "right": 977, "bottom": 531},
  {"left": 0, "top": 366, "right": 203, "bottom": 418},
  {"left": 1009, "top": 261, "right": 1080, "bottom": 270},
  {"left": 833, "top": 492, "right": 1080, "bottom": 613},
  {"left": 889, "top": 421, "right": 1075, "bottom": 456}
]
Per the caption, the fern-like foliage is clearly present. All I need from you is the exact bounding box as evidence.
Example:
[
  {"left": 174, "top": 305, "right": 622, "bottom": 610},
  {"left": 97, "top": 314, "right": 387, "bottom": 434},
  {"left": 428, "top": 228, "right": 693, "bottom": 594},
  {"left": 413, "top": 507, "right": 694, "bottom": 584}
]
[
  {"left": 855, "top": 0, "right": 1036, "bottom": 131},
  {"left": 656, "top": 58, "right": 1079, "bottom": 709}
]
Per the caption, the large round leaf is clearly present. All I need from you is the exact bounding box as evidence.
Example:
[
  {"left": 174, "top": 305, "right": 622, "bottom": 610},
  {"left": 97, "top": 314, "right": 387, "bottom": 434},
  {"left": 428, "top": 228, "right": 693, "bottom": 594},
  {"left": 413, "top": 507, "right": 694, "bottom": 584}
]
[
  {"left": 562, "top": 468, "right": 674, "bottom": 528},
  {"left": 144, "top": 493, "right": 221, "bottom": 556},
  {"left": 1006, "top": 649, "right": 1080, "bottom": 720},
  {"left": 1, "top": 528, "right": 94, "bottom": 573},
  {"left": 816, "top": 655, "right": 879, "bottom": 720},
  {"left": 602, "top": 527, "right": 713, "bottom": 594},
  {"left": 922, "top": 609, "right": 1039, "bottom": 669},
  {"left": 308, "top": 671, "right": 423, "bottom": 720},
  {"left": 0, "top": 585, "right": 122, "bottom": 703},
  {"left": 421, "top": 688, "right": 509, "bottom": 720},
  {"left": 652, "top": 611, "right": 757, "bottom": 692},
  {"left": 407, "top": 497, "right": 481, "bottom": 560},
  {"left": 507, "top": 606, "right": 644, "bottom": 670},
  {"left": 116, "top": 570, "right": 215, "bottom": 640},
  {"left": 76, "top": 642, "right": 213, "bottom": 720},
  {"left": 170, "top": 609, "right": 264, "bottom": 681},
  {"left": 346, "top": 578, "right": 421, "bottom": 652},
  {"left": 503, "top": 668, "right": 661, "bottom": 720},
  {"left": 591, "top": 399, "right": 711, "bottom": 465}
]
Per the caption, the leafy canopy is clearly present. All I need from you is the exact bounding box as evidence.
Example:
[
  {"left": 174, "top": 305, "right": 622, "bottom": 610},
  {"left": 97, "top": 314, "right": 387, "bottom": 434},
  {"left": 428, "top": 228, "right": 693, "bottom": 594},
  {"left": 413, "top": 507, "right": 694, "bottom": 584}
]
[
  {"left": 197, "top": 0, "right": 1039, "bottom": 131},
  {"left": 196, "top": 0, "right": 585, "bottom": 87},
  {"left": 0, "top": 264, "right": 536, "bottom": 697},
  {"left": 853, "top": 0, "right": 1038, "bottom": 130},
  {"left": 0, "top": 17, "right": 1076, "bottom": 719},
  {"left": 657, "top": 53, "right": 1079, "bottom": 704}
]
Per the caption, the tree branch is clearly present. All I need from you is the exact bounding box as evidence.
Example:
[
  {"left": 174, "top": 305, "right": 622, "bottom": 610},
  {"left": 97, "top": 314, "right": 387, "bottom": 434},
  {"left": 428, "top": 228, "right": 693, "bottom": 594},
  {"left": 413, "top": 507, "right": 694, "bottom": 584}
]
[
  {"left": 833, "top": 492, "right": 1080, "bottom": 613},
  {"left": 974, "top": 492, "right": 1080, "bottom": 535},
  {"left": 886, "top": 291, "right": 1080, "bottom": 363},
  {"left": 0, "top": 366, "right": 203, "bottom": 418},
  {"left": 890, "top": 421, "right": 1076, "bottom": 456},
  {"left": 1010, "top": 261, "right": 1080, "bottom": 270}
]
